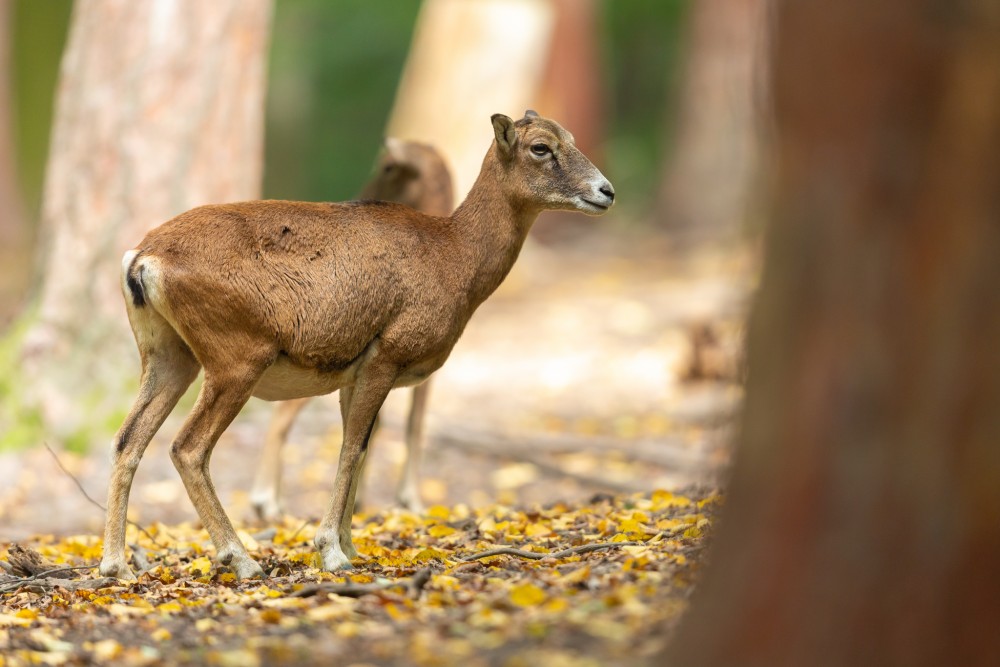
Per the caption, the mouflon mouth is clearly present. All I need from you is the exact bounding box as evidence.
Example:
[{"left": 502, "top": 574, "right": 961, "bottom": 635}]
[{"left": 579, "top": 198, "right": 612, "bottom": 213}]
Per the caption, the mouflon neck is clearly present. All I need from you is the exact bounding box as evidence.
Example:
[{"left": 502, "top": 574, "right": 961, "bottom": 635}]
[{"left": 450, "top": 149, "right": 540, "bottom": 305}]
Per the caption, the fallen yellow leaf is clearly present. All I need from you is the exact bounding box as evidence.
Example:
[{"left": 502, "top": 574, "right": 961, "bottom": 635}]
[
  {"left": 186, "top": 556, "right": 212, "bottom": 576},
  {"left": 426, "top": 505, "right": 451, "bottom": 520},
  {"left": 509, "top": 582, "right": 547, "bottom": 607},
  {"left": 156, "top": 602, "right": 183, "bottom": 614},
  {"left": 428, "top": 525, "right": 456, "bottom": 538}
]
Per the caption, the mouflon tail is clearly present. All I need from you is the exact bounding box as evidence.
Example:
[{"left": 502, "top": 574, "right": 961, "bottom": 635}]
[{"left": 122, "top": 249, "right": 146, "bottom": 307}]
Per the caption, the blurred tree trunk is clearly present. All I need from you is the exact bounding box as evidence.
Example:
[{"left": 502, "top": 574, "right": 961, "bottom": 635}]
[
  {"left": 0, "top": 0, "right": 28, "bottom": 323},
  {"left": 532, "top": 0, "right": 607, "bottom": 244},
  {"left": 535, "top": 0, "right": 604, "bottom": 165},
  {"left": 13, "top": 0, "right": 272, "bottom": 443},
  {"left": 665, "top": 1, "right": 1000, "bottom": 666},
  {"left": 656, "top": 0, "right": 767, "bottom": 246},
  {"left": 386, "top": 0, "right": 555, "bottom": 205}
]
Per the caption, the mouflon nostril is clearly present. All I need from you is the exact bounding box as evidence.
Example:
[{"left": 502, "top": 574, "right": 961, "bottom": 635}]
[{"left": 600, "top": 184, "right": 615, "bottom": 202}]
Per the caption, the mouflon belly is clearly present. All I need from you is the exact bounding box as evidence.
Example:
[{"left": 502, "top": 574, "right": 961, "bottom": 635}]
[
  {"left": 252, "top": 357, "right": 357, "bottom": 401},
  {"left": 251, "top": 341, "right": 450, "bottom": 401}
]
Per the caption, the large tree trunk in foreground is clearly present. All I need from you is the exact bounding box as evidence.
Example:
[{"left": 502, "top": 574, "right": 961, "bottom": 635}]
[
  {"left": 15, "top": 0, "right": 272, "bottom": 442},
  {"left": 665, "top": 1, "right": 1000, "bottom": 665},
  {"left": 656, "top": 0, "right": 767, "bottom": 245},
  {"left": 386, "top": 0, "right": 555, "bottom": 204}
]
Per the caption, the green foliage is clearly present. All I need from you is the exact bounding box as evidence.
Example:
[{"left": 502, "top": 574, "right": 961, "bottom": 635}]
[
  {"left": 263, "top": 0, "right": 422, "bottom": 203},
  {"left": 603, "top": 0, "right": 691, "bottom": 216},
  {"left": 0, "top": 306, "right": 140, "bottom": 453},
  {"left": 11, "top": 0, "right": 73, "bottom": 221},
  {"left": 0, "top": 309, "right": 42, "bottom": 452}
]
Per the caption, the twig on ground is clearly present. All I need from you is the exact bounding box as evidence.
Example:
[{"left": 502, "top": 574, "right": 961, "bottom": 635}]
[
  {"left": 129, "top": 543, "right": 152, "bottom": 574},
  {"left": 431, "top": 430, "right": 649, "bottom": 493},
  {"left": 286, "top": 519, "right": 312, "bottom": 545},
  {"left": 461, "top": 541, "right": 647, "bottom": 562},
  {"left": 290, "top": 568, "right": 432, "bottom": 600},
  {"left": 0, "top": 565, "right": 98, "bottom": 594},
  {"left": 42, "top": 441, "right": 164, "bottom": 549}
]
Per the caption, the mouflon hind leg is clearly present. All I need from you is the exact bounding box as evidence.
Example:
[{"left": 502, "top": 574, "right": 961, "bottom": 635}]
[
  {"left": 169, "top": 361, "right": 270, "bottom": 580},
  {"left": 100, "top": 312, "right": 201, "bottom": 580}
]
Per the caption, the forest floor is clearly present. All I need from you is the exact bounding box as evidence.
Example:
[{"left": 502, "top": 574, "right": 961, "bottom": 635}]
[{"left": 0, "top": 232, "right": 752, "bottom": 666}]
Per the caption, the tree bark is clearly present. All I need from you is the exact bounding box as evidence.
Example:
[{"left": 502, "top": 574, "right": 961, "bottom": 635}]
[
  {"left": 655, "top": 0, "right": 767, "bottom": 246},
  {"left": 386, "top": 0, "right": 555, "bottom": 205},
  {"left": 664, "top": 1, "right": 1000, "bottom": 666},
  {"left": 15, "top": 0, "right": 272, "bottom": 441}
]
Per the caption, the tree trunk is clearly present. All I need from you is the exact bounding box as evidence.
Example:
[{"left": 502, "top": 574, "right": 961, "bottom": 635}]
[
  {"left": 534, "top": 0, "right": 604, "bottom": 165},
  {"left": 14, "top": 0, "right": 272, "bottom": 443},
  {"left": 664, "top": 1, "right": 1000, "bottom": 666},
  {"left": 386, "top": 0, "right": 555, "bottom": 205},
  {"left": 530, "top": 0, "right": 608, "bottom": 244},
  {"left": 655, "top": 0, "right": 767, "bottom": 246}
]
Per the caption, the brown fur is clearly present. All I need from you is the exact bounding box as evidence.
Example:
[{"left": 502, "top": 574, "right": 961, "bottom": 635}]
[{"left": 99, "top": 112, "right": 614, "bottom": 579}]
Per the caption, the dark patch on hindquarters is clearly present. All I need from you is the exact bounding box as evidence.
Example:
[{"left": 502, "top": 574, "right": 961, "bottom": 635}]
[{"left": 126, "top": 254, "right": 146, "bottom": 307}]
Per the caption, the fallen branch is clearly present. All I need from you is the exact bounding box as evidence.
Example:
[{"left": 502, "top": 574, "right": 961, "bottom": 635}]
[
  {"left": 290, "top": 568, "right": 432, "bottom": 600},
  {"left": 461, "top": 541, "right": 646, "bottom": 562},
  {"left": 435, "top": 425, "right": 718, "bottom": 471},
  {"left": 43, "top": 441, "right": 165, "bottom": 549},
  {"left": 0, "top": 565, "right": 98, "bottom": 594},
  {"left": 23, "top": 577, "right": 119, "bottom": 594}
]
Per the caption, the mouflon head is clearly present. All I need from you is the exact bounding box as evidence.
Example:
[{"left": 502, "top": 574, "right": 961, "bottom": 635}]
[{"left": 490, "top": 110, "right": 615, "bottom": 216}]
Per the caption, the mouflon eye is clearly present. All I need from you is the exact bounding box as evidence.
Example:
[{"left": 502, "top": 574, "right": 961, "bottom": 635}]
[{"left": 530, "top": 143, "right": 551, "bottom": 157}]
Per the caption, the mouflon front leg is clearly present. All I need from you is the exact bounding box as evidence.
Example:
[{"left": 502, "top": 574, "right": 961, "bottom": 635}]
[{"left": 315, "top": 368, "right": 396, "bottom": 571}]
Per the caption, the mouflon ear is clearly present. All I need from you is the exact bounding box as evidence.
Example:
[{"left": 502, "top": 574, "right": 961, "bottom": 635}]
[
  {"left": 383, "top": 137, "right": 405, "bottom": 162},
  {"left": 524, "top": 109, "right": 539, "bottom": 118},
  {"left": 491, "top": 114, "right": 517, "bottom": 157}
]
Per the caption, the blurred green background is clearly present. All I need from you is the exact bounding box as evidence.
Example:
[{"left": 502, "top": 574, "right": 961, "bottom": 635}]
[{"left": 11, "top": 0, "right": 687, "bottom": 224}]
